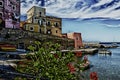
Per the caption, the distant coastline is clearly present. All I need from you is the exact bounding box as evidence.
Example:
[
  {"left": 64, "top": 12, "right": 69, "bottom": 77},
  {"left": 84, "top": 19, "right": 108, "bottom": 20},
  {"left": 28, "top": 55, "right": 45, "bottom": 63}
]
[{"left": 99, "top": 42, "right": 120, "bottom": 44}]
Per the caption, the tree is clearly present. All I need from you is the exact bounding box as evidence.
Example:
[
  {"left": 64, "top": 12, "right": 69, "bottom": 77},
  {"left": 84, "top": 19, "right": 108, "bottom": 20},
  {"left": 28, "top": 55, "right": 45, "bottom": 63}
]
[{"left": 16, "top": 41, "right": 79, "bottom": 80}]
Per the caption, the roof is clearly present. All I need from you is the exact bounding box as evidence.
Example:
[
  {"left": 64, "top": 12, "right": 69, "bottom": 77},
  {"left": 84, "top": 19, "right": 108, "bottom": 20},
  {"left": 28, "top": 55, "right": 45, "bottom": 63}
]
[
  {"left": 27, "top": 6, "right": 45, "bottom": 13},
  {"left": 46, "top": 16, "right": 61, "bottom": 20},
  {"left": 24, "top": 23, "right": 39, "bottom": 25},
  {"left": 63, "top": 32, "right": 81, "bottom": 34}
]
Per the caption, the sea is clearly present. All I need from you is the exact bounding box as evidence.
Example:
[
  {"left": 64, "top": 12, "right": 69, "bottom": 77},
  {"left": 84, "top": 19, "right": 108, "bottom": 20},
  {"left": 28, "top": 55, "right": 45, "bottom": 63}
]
[
  {"left": 0, "top": 44, "right": 120, "bottom": 80},
  {"left": 82, "top": 44, "right": 120, "bottom": 80}
]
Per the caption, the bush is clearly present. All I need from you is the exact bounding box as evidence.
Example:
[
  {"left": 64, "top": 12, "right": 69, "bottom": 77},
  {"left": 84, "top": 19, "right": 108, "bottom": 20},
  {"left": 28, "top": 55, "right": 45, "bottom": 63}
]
[{"left": 16, "top": 41, "right": 79, "bottom": 80}]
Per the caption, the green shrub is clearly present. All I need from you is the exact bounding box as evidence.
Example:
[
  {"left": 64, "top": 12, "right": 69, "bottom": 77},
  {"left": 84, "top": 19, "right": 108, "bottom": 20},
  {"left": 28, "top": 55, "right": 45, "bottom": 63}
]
[{"left": 16, "top": 41, "right": 79, "bottom": 80}]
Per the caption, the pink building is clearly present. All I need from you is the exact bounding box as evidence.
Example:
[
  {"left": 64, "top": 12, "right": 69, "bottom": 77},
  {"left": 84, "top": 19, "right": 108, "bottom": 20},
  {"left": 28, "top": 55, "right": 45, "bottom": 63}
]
[
  {"left": 63, "top": 32, "right": 83, "bottom": 49},
  {"left": 0, "top": 0, "right": 20, "bottom": 28}
]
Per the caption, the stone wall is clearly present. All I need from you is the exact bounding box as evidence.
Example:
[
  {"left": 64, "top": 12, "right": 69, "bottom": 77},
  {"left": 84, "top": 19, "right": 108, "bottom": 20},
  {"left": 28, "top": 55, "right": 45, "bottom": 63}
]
[{"left": 0, "top": 28, "right": 74, "bottom": 50}]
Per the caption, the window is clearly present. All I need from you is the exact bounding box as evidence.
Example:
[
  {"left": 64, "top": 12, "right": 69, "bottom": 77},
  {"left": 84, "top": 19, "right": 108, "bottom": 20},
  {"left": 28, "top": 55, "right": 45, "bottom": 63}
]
[
  {"left": 39, "top": 12, "right": 41, "bottom": 17},
  {"left": 76, "top": 37, "right": 79, "bottom": 40},
  {"left": 54, "top": 22, "right": 58, "bottom": 27},
  {"left": 38, "top": 20, "right": 39, "bottom": 24},
  {"left": 13, "top": 25, "right": 15, "bottom": 29},
  {"left": 0, "top": 12, "right": 3, "bottom": 17},
  {"left": 47, "top": 21, "right": 51, "bottom": 26},
  {"left": 47, "top": 29, "right": 51, "bottom": 34},
  {"left": 0, "top": 1, "right": 3, "bottom": 7},
  {"left": 48, "top": 31, "right": 51, "bottom": 34},
  {"left": 56, "top": 30, "right": 58, "bottom": 33},
  {"left": 39, "top": 29, "right": 41, "bottom": 33},
  {"left": 34, "top": 17, "right": 37, "bottom": 19},
  {"left": 30, "top": 27, "right": 34, "bottom": 31},
  {"left": 0, "top": 18, "right": 2, "bottom": 23},
  {"left": 39, "top": 20, "right": 43, "bottom": 25},
  {"left": 13, "top": 5, "right": 16, "bottom": 10},
  {"left": 43, "top": 19, "right": 45, "bottom": 22}
]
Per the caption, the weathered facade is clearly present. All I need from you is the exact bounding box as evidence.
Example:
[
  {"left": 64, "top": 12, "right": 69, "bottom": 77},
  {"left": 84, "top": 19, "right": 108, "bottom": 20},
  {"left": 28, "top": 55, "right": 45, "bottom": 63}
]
[
  {"left": 63, "top": 32, "right": 83, "bottom": 49},
  {"left": 46, "top": 16, "right": 62, "bottom": 37},
  {"left": 0, "top": 0, "right": 20, "bottom": 28},
  {"left": 0, "top": 28, "right": 74, "bottom": 50},
  {"left": 23, "top": 6, "right": 62, "bottom": 37},
  {"left": 24, "top": 23, "right": 41, "bottom": 33},
  {"left": 25, "top": 6, "right": 46, "bottom": 33},
  {"left": 20, "top": 21, "right": 26, "bottom": 29},
  {"left": 27, "top": 6, "right": 46, "bottom": 23}
]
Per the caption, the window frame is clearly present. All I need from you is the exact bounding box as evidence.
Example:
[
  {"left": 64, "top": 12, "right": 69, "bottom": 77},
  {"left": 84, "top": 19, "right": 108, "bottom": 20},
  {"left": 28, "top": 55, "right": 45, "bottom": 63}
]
[
  {"left": 39, "top": 12, "right": 41, "bottom": 17},
  {"left": 0, "top": 12, "right": 3, "bottom": 17},
  {"left": 56, "top": 30, "right": 58, "bottom": 33},
  {"left": 12, "top": 5, "right": 16, "bottom": 10},
  {"left": 0, "top": 1, "right": 3, "bottom": 7},
  {"left": 47, "top": 21, "right": 51, "bottom": 26},
  {"left": 54, "top": 22, "right": 59, "bottom": 27},
  {"left": 29, "top": 26, "right": 34, "bottom": 31}
]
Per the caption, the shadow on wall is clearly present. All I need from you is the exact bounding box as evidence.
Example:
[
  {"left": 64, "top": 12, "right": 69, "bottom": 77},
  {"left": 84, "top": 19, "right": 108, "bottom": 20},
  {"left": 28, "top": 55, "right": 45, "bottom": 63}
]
[{"left": 0, "top": 18, "right": 5, "bottom": 28}]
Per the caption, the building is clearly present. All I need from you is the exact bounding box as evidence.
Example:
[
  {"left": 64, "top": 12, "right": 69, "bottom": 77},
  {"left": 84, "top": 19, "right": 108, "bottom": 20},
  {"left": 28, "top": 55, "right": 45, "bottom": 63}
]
[
  {"left": 24, "top": 23, "right": 40, "bottom": 32},
  {"left": 63, "top": 32, "right": 83, "bottom": 49},
  {"left": 23, "top": 6, "right": 62, "bottom": 37},
  {"left": 23, "top": 6, "right": 46, "bottom": 33},
  {"left": 27, "top": 6, "right": 46, "bottom": 24},
  {"left": 20, "top": 21, "right": 26, "bottom": 29},
  {"left": 46, "top": 16, "right": 62, "bottom": 36},
  {"left": 0, "top": 0, "right": 20, "bottom": 28},
  {"left": 0, "top": 28, "right": 74, "bottom": 50}
]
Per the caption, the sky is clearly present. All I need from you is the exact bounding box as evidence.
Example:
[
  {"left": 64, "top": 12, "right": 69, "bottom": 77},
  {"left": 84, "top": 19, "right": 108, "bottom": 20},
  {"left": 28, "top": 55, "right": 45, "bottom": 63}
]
[{"left": 20, "top": 0, "right": 120, "bottom": 42}]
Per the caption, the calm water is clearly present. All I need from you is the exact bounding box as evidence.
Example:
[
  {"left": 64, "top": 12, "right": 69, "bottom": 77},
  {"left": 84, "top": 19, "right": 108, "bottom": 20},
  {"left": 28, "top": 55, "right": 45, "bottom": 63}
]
[
  {"left": 0, "top": 47, "right": 120, "bottom": 80},
  {"left": 82, "top": 46, "right": 120, "bottom": 80}
]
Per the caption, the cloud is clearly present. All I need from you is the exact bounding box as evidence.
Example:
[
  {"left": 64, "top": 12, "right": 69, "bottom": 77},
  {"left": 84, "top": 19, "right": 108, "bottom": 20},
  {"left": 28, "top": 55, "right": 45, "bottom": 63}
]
[
  {"left": 103, "top": 24, "right": 120, "bottom": 28},
  {"left": 21, "top": 0, "right": 42, "bottom": 15},
  {"left": 93, "top": 0, "right": 113, "bottom": 7},
  {"left": 21, "top": 0, "right": 120, "bottom": 19},
  {"left": 100, "top": 19, "right": 120, "bottom": 28}
]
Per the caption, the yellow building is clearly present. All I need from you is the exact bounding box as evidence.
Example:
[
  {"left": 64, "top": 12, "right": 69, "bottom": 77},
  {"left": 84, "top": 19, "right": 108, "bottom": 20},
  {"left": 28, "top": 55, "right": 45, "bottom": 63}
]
[
  {"left": 27, "top": 6, "right": 46, "bottom": 23},
  {"left": 24, "top": 6, "right": 46, "bottom": 33},
  {"left": 22, "top": 6, "right": 62, "bottom": 37},
  {"left": 46, "top": 16, "right": 62, "bottom": 36},
  {"left": 20, "top": 21, "right": 26, "bottom": 29},
  {"left": 23, "top": 23, "right": 40, "bottom": 32}
]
